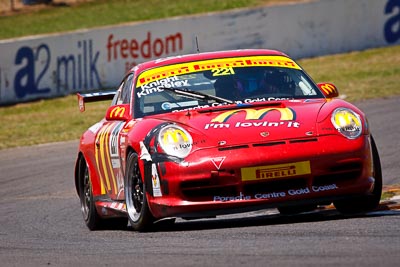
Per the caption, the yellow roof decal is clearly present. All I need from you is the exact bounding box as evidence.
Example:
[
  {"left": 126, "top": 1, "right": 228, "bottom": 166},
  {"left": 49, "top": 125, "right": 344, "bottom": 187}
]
[{"left": 137, "top": 56, "right": 301, "bottom": 87}]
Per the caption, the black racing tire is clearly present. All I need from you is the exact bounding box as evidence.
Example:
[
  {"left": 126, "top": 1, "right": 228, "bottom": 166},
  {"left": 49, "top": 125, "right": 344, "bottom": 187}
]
[
  {"left": 77, "top": 156, "right": 103, "bottom": 230},
  {"left": 278, "top": 204, "right": 317, "bottom": 215},
  {"left": 334, "top": 136, "right": 382, "bottom": 214},
  {"left": 125, "top": 152, "right": 155, "bottom": 231}
]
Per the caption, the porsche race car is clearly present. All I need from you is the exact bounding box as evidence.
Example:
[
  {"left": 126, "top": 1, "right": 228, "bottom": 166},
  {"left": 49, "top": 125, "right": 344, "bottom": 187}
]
[{"left": 74, "top": 49, "right": 382, "bottom": 231}]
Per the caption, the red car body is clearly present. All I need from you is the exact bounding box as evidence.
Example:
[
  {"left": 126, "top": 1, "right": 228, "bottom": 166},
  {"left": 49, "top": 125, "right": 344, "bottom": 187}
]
[{"left": 74, "top": 49, "right": 382, "bottom": 231}]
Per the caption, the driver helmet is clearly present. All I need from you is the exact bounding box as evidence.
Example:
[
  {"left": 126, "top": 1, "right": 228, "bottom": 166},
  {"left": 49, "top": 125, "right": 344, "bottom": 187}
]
[{"left": 260, "top": 69, "right": 295, "bottom": 94}]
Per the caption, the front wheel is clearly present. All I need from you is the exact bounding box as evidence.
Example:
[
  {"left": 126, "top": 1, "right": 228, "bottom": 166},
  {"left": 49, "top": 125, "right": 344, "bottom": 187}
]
[
  {"left": 125, "top": 152, "right": 155, "bottom": 231},
  {"left": 334, "top": 136, "right": 382, "bottom": 214}
]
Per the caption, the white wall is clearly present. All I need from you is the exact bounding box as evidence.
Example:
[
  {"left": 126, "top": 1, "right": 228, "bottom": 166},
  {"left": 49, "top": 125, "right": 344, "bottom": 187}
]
[{"left": 0, "top": 0, "right": 399, "bottom": 105}]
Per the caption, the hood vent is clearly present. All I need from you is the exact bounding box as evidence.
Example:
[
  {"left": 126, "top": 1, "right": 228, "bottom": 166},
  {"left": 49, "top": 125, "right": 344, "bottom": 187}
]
[
  {"left": 253, "top": 141, "right": 286, "bottom": 147},
  {"left": 289, "top": 138, "right": 318, "bottom": 144},
  {"left": 218, "top": 145, "right": 249, "bottom": 151},
  {"left": 217, "top": 138, "right": 318, "bottom": 151}
]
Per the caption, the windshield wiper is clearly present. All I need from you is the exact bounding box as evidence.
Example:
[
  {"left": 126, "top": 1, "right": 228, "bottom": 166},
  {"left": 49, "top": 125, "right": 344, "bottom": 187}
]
[{"left": 159, "top": 87, "right": 234, "bottom": 104}]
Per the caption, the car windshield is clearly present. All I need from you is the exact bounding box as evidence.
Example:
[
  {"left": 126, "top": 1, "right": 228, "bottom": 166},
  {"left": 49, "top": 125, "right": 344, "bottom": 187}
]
[{"left": 134, "top": 55, "right": 323, "bottom": 117}]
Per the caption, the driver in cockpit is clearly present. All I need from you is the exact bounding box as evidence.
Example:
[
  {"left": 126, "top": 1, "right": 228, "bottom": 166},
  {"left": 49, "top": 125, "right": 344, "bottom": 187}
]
[
  {"left": 258, "top": 69, "right": 295, "bottom": 95},
  {"left": 213, "top": 75, "right": 244, "bottom": 100}
]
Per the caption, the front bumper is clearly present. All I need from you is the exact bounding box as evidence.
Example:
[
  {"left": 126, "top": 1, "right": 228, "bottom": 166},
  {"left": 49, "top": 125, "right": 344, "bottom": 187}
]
[{"left": 146, "top": 134, "right": 375, "bottom": 218}]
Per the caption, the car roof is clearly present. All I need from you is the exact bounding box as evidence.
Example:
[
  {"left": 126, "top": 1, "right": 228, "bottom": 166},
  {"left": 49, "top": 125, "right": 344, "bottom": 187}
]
[{"left": 131, "top": 49, "right": 289, "bottom": 74}]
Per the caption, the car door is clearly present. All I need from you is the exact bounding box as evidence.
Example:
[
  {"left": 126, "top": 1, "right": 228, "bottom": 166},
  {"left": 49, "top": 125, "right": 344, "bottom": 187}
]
[{"left": 94, "top": 73, "right": 134, "bottom": 200}]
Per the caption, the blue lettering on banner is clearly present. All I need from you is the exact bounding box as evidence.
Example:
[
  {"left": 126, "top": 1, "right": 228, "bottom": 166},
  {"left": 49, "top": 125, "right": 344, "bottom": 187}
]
[
  {"left": 384, "top": 0, "right": 400, "bottom": 43},
  {"left": 13, "top": 39, "right": 101, "bottom": 100},
  {"left": 56, "top": 40, "right": 100, "bottom": 92},
  {"left": 14, "top": 44, "right": 51, "bottom": 98}
]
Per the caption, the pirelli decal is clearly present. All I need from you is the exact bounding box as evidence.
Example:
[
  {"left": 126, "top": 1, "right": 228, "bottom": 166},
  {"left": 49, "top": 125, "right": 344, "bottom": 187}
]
[
  {"left": 137, "top": 56, "right": 301, "bottom": 87},
  {"left": 95, "top": 121, "right": 125, "bottom": 195},
  {"left": 241, "top": 161, "right": 311, "bottom": 181}
]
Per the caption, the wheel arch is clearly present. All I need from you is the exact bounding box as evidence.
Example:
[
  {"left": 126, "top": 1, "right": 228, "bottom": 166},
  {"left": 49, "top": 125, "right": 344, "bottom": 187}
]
[
  {"left": 74, "top": 152, "right": 85, "bottom": 196},
  {"left": 126, "top": 144, "right": 153, "bottom": 190},
  {"left": 74, "top": 152, "right": 102, "bottom": 197},
  {"left": 125, "top": 144, "right": 142, "bottom": 177}
]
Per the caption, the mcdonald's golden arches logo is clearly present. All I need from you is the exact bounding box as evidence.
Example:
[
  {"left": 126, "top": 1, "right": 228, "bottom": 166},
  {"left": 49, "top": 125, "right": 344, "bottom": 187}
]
[
  {"left": 211, "top": 108, "right": 296, "bottom": 123},
  {"left": 162, "top": 128, "right": 190, "bottom": 145},
  {"left": 319, "top": 83, "right": 338, "bottom": 95},
  {"left": 158, "top": 125, "right": 193, "bottom": 158},
  {"left": 109, "top": 106, "right": 126, "bottom": 118}
]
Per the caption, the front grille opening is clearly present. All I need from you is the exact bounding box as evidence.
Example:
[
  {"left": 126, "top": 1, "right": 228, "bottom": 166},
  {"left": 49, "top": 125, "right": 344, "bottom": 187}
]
[
  {"left": 313, "top": 161, "right": 363, "bottom": 186},
  {"left": 329, "top": 162, "right": 362, "bottom": 172},
  {"left": 243, "top": 177, "right": 308, "bottom": 195},
  {"left": 180, "top": 179, "right": 212, "bottom": 189},
  {"left": 313, "top": 171, "right": 361, "bottom": 186},
  {"left": 181, "top": 184, "right": 237, "bottom": 199}
]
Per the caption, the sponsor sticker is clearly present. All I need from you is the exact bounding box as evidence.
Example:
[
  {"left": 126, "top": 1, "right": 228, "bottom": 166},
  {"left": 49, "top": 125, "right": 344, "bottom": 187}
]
[
  {"left": 204, "top": 107, "right": 300, "bottom": 129},
  {"left": 241, "top": 161, "right": 311, "bottom": 181},
  {"left": 151, "top": 164, "right": 162, "bottom": 197},
  {"left": 211, "top": 107, "right": 296, "bottom": 123},
  {"left": 210, "top": 157, "right": 226, "bottom": 170},
  {"left": 212, "top": 183, "right": 338, "bottom": 202}
]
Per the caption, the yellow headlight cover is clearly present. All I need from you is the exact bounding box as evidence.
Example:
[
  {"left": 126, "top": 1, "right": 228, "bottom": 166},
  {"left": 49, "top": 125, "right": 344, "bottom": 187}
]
[
  {"left": 331, "top": 108, "right": 362, "bottom": 139},
  {"left": 158, "top": 125, "right": 193, "bottom": 158}
]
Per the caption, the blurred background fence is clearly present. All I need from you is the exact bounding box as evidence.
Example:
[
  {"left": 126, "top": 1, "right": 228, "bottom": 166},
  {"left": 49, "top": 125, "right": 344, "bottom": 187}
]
[{"left": 0, "top": 0, "right": 90, "bottom": 14}]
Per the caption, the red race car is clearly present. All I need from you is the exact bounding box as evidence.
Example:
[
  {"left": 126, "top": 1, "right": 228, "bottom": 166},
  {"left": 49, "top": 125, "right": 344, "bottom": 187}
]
[{"left": 74, "top": 49, "right": 382, "bottom": 231}]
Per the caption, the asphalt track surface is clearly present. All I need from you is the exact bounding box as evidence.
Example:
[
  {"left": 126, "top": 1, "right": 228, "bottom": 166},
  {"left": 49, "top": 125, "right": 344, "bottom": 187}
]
[{"left": 0, "top": 96, "right": 399, "bottom": 266}]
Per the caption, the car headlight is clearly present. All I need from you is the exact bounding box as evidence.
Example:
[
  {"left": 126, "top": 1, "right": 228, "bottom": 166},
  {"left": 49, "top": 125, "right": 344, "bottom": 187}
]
[
  {"left": 331, "top": 108, "right": 362, "bottom": 139},
  {"left": 157, "top": 125, "right": 193, "bottom": 158}
]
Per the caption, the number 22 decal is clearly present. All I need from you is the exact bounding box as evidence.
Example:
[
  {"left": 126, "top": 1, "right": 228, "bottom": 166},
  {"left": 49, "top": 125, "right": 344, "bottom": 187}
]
[{"left": 211, "top": 67, "right": 235, "bottom": 76}]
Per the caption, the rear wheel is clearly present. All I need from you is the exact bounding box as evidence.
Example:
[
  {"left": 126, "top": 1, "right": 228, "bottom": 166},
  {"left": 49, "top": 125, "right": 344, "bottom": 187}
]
[
  {"left": 125, "top": 152, "right": 155, "bottom": 231},
  {"left": 334, "top": 136, "right": 382, "bottom": 214},
  {"left": 77, "top": 157, "right": 103, "bottom": 230}
]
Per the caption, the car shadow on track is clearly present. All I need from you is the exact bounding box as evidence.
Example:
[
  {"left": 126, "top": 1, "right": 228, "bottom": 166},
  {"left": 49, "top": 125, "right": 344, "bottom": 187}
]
[{"left": 146, "top": 202, "right": 400, "bottom": 232}]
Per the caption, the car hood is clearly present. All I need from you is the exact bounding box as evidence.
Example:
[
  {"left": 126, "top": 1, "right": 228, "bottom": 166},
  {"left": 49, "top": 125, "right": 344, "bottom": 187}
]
[{"left": 149, "top": 100, "right": 326, "bottom": 146}]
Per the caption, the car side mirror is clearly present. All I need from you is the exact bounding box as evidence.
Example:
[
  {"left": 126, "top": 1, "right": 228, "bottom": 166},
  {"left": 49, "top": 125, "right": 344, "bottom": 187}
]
[
  {"left": 105, "top": 104, "right": 131, "bottom": 121},
  {"left": 317, "top": 83, "right": 339, "bottom": 98}
]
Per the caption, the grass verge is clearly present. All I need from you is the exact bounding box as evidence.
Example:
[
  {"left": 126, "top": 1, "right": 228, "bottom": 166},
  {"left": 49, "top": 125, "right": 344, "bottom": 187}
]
[{"left": 0, "top": 0, "right": 304, "bottom": 40}]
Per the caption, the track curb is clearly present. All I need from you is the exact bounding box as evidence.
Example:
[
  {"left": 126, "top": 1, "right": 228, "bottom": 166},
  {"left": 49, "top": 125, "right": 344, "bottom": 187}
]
[{"left": 381, "top": 185, "right": 400, "bottom": 210}]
